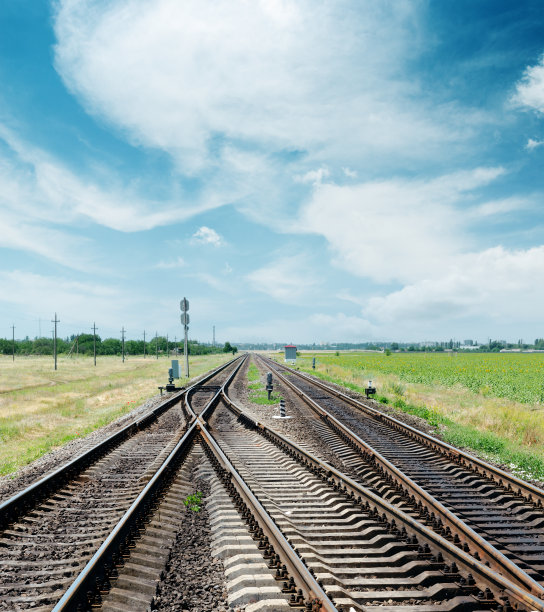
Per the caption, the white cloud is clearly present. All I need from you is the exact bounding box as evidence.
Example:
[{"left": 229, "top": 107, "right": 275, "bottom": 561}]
[
  {"left": 0, "top": 125, "right": 226, "bottom": 262},
  {"left": 308, "top": 312, "right": 376, "bottom": 339},
  {"left": 295, "top": 167, "right": 505, "bottom": 284},
  {"left": 53, "top": 0, "right": 472, "bottom": 175},
  {"left": 0, "top": 208, "right": 94, "bottom": 271},
  {"left": 154, "top": 257, "right": 186, "bottom": 269},
  {"left": 295, "top": 167, "right": 330, "bottom": 185},
  {"left": 221, "top": 311, "right": 376, "bottom": 343},
  {"left": 513, "top": 54, "right": 544, "bottom": 114},
  {"left": 467, "top": 196, "right": 532, "bottom": 219},
  {"left": 247, "top": 254, "right": 320, "bottom": 303},
  {"left": 365, "top": 246, "right": 544, "bottom": 326},
  {"left": 336, "top": 290, "right": 366, "bottom": 306},
  {"left": 0, "top": 270, "right": 125, "bottom": 325},
  {"left": 343, "top": 167, "right": 357, "bottom": 178},
  {"left": 192, "top": 226, "right": 224, "bottom": 247},
  {"left": 192, "top": 272, "right": 234, "bottom": 293},
  {"left": 526, "top": 138, "right": 544, "bottom": 150}
]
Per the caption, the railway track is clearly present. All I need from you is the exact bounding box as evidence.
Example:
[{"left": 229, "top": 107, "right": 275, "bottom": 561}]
[
  {"left": 0, "top": 356, "right": 242, "bottom": 611},
  {"left": 204, "top": 374, "right": 544, "bottom": 610},
  {"left": 2, "top": 353, "right": 544, "bottom": 611},
  {"left": 256, "top": 355, "right": 544, "bottom": 598}
]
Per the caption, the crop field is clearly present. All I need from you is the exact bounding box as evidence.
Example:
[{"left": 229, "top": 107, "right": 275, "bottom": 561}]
[
  {"left": 281, "top": 351, "right": 544, "bottom": 481},
  {"left": 309, "top": 352, "right": 544, "bottom": 404},
  {"left": 0, "top": 353, "right": 231, "bottom": 476}
]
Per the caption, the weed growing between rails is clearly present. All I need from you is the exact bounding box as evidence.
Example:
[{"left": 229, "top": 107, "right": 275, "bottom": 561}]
[
  {"left": 269, "top": 353, "right": 544, "bottom": 483},
  {"left": 0, "top": 353, "right": 232, "bottom": 476},
  {"left": 184, "top": 491, "right": 203, "bottom": 512},
  {"left": 247, "top": 363, "right": 283, "bottom": 405}
]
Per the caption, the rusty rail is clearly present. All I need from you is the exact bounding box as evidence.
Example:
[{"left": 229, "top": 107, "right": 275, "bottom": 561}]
[
  {"left": 272, "top": 357, "right": 544, "bottom": 505},
  {"left": 220, "top": 384, "right": 544, "bottom": 612},
  {"left": 261, "top": 355, "right": 544, "bottom": 599}
]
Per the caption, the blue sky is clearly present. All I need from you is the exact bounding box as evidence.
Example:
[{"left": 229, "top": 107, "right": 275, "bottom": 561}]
[{"left": 1, "top": 0, "right": 544, "bottom": 344}]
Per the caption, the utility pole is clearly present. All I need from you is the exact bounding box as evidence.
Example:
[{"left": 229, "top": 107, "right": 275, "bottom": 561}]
[
  {"left": 121, "top": 327, "right": 125, "bottom": 363},
  {"left": 180, "top": 298, "right": 189, "bottom": 378},
  {"left": 11, "top": 325, "right": 15, "bottom": 361},
  {"left": 166, "top": 334, "right": 169, "bottom": 358},
  {"left": 213, "top": 325, "right": 215, "bottom": 347},
  {"left": 143, "top": 330, "right": 146, "bottom": 358},
  {"left": 92, "top": 322, "right": 98, "bottom": 366},
  {"left": 155, "top": 331, "right": 158, "bottom": 359},
  {"left": 51, "top": 313, "right": 60, "bottom": 370}
]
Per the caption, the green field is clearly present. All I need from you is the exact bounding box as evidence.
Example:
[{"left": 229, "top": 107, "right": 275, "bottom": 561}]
[
  {"left": 279, "top": 351, "right": 544, "bottom": 482},
  {"left": 306, "top": 352, "right": 544, "bottom": 404},
  {"left": 0, "top": 353, "right": 232, "bottom": 476}
]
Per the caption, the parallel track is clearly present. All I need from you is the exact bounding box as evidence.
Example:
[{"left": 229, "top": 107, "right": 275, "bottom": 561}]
[{"left": 260, "top": 355, "right": 544, "bottom": 598}]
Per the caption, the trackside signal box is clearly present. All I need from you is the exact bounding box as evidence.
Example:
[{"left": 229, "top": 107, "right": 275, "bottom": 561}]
[
  {"left": 171, "top": 360, "right": 180, "bottom": 379},
  {"left": 284, "top": 345, "right": 297, "bottom": 361}
]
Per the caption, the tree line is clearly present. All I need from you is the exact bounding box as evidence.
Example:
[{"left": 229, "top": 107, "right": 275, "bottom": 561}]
[{"left": 0, "top": 335, "right": 237, "bottom": 356}]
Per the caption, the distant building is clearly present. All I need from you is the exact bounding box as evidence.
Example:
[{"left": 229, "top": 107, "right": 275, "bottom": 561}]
[{"left": 284, "top": 345, "right": 297, "bottom": 361}]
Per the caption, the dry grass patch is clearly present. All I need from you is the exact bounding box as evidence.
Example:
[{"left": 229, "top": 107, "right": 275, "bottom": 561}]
[{"left": 0, "top": 353, "right": 231, "bottom": 475}]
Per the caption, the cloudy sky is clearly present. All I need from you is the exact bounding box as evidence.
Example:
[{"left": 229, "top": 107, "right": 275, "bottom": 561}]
[{"left": 1, "top": 1, "right": 544, "bottom": 344}]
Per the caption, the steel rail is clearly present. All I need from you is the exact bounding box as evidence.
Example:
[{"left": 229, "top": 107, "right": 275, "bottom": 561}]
[
  {"left": 186, "top": 356, "right": 335, "bottom": 610},
  {"left": 220, "top": 385, "right": 544, "bottom": 612},
  {"left": 52, "top": 423, "right": 199, "bottom": 611},
  {"left": 260, "top": 355, "right": 544, "bottom": 598},
  {"left": 49, "top": 356, "right": 246, "bottom": 611},
  {"left": 184, "top": 353, "right": 248, "bottom": 422},
  {"left": 0, "top": 355, "right": 240, "bottom": 531},
  {"left": 270, "top": 357, "right": 544, "bottom": 505},
  {"left": 0, "top": 388, "right": 181, "bottom": 532},
  {"left": 197, "top": 418, "right": 336, "bottom": 611}
]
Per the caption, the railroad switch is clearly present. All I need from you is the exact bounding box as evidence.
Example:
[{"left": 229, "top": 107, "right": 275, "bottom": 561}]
[{"left": 365, "top": 380, "right": 376, "bottom": 399}]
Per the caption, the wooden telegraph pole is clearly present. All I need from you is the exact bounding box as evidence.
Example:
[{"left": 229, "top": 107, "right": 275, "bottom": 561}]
[
  {"left": 51, "top": 313, "right": 59, "bottom": 370},
  {"left": 92, "top": 322, "right": 98, "bottom": 366}
]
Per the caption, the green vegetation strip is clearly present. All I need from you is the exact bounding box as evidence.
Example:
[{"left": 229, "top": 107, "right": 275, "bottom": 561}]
[
  {"left": 307, "top": 351, "right": 544, "bottom": 404},
  {"left": 247, "top": 363, "right": 282, "bottom": 405},
  {"left": 278, "top": 356, "right": 544, "bottom": 482}
]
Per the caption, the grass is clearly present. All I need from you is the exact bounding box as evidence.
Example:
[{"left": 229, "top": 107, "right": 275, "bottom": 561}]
[
  {"left": 273, "top": 353, "right": 544, "bottom": 482},
  {"left": 0, "top": 353, "right": 232, "bottom": 476},
  {"left": 247, "top": 363, "right": 283, "bottom": 405}
]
